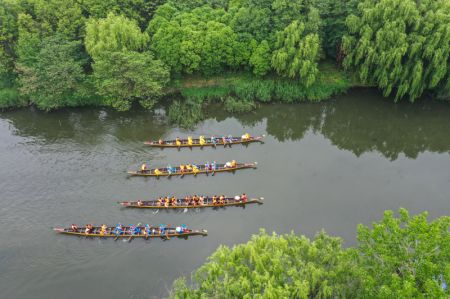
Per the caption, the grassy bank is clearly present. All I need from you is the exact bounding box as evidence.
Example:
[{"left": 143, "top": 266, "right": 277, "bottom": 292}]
[{"left": 167, "top": 62, "right": 353, "bottom": 112}]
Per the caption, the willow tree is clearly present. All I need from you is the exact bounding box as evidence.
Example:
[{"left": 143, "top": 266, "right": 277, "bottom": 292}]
[
  {"left": 85, "top": 13, "right": 169, "bottom": 110},
  {"left": 271, "top": 20, "right": 321, "bottom": 86},
  {"left": 85, "top": 12, "right": 149, "bottom": 60},
  {"left": 343, "top": 0, "right": 450, "bottom": 102},
  {"left": 170, "top": 230, "right": 361, "bottom": 298}
]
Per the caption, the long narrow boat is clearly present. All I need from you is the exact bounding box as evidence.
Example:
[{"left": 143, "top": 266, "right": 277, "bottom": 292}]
[
  {"left": 127, "top": 162, "right": 257, "bottom": 177},
  {"left": 144, "top": 135, "right": 265, "bottom": 148},
  {"left": 53, "top": 225, "right": 207, "bottom": 239},
  {"left": 119, "top": 196, "right": 264, "bottom": 209}
]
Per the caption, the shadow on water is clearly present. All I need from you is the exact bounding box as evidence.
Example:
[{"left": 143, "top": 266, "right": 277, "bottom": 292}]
[{"left": 1, "top": 88, "right": 450, "bottom": 160}]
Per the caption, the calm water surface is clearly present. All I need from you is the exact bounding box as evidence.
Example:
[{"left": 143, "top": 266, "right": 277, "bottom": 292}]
[{"left": 0, "top": 89, "right": 449, "bottom": 298}]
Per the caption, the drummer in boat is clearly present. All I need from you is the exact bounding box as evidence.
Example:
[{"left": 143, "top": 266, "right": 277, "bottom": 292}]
[
  {"left": 199, "top": 135, "right": 206, "bottom": 146},
  {"left": 187, "top": 136, "right": 193, "bottom": 146},
  {"left": 241, "top": 133, "right": 251, "bottom": 141},
  {"left": 140, "top": 162, "right": 148, "bottom": 173},
  {"left": 175, "top": 137, "right": 181, "bottom": 147},
  {"left": 71, "top": 224, "right": 78, "bottom": 232}
]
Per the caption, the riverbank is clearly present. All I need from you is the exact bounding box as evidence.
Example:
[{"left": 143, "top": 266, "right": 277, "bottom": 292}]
[{"left": 0, "top": 62, "right": 357, "bottom": 111}]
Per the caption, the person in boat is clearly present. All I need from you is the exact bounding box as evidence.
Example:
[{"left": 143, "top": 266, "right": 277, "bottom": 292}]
[
  {"left": 221, "top": 136, "right": 227, "bottom": 145},
  {"left": 137, "top": 200, "right": 143, "bottom": 206},
  {"left": 179, "top": 164, "right": 185, "bottom": 173},
  {"left": 192, "top": 195, "right": 199, "bottom": 206},
  {"left": 140, "top": 163, "right": 148, "bottom": 173},
  {"left": 205, "top": 162, "right": 210, "bottom": 173},
  {"left": 171, "top": 196, "right": 177, "bottom": 206},
  {"left": 234, "top": 195, "right": 241, "bottom": 202},
  {"left": 167, "top": 165, "right": 175, "bottom": 175},
  {"left": 199, "top": 135, "right": 206, "bottom": 146},
  {"left": 227, "top": 135, "right": 233, "bottom": 144},
  {"left": 114, "top": 223, "right": 123, "bottom": 237},
  {"left": 175, "top": 137, "right": 181, "bottom": 147},
  {"left": 184, "top": 195, "right": 190, "bottom": 206},
  {"left": 144, "top": 224, "right": 151, "bottom": 238},
  {"left": 241, "top": 193, "right": 248, "bottom": 202},
  {"left": 212, "top": 195, "right": 218, "bottom": 205},
  {"left": 192, "top": 164, "right": 199, "bottom": 175},
  {"left": 199, "top": 195, "right": 205, "bottom": 205},
  {"left": 225, "top": 161, "right": 232, "bottom": 168},
  {"left": 187, "top": 136, "right": 193, "bottom": 146},
  {"left": 241, "top": 133, "right": 251, "bottom": 141},
  {"left": 210, "top": 135, "right": 217, "bottom": 146},
  {"left": 158, "top": 139, "right": 163, "bottom": 145},
  {"left": 159, "top": 224, "right": 167, "bottom": 238},
  {"left": 231, "top": 159, "right": 237, "bottom": 168},
  {"left": 157, "top": 197, "right": 163, "bottom": 206},
  {"left": 85, "top": 224, "right": 93, "bottom": 234},
  {"left": 134, "top": 224, "right": 141, "bottom": 235},
  {"left": 100, "top": 224, "right": 107, "bottom": 235},
  {"left": 181, "top": 224, "right": 188, "bottom": 233},
  {"left": 186, "top": 164, "right": 193, "bottom": 171},
  {"left": 164, "top": 196, "right": 170, "bottom": 207},
  {"left": 153, "top": 168, "right": 162, "bottom": 176},
  {"left": 71, "top": 224, "right": 78, "bottom": 232},
  {"left": 211, "top": 161, "right": 217, "bottom": 171},
  {"left": 219, "top": 195, "right": 225, "bottom": 204}
]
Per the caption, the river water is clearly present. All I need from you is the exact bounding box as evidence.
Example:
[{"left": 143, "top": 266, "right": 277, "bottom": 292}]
[{"left": 0, "top": 89, "right": 449, "bottom": 298}]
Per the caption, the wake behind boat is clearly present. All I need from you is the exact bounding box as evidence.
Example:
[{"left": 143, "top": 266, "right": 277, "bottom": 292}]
[
  {"left": 119, "top": 194, "right": 264, "bottom": 209},
  {"left": 127, "top": 161, "right": 257, "bottom": 177},
  {"left": 145, "top": 134, "right": 264, "bottom": 148}
]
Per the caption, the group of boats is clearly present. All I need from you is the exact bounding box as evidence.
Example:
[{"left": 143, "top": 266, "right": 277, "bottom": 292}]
[{"left": 54, "top": 134, "right": 264, "bottom": 241}]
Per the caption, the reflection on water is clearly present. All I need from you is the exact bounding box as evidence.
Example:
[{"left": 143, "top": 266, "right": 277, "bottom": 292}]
[{"left": 4, "top": 89, "right": 447, "bottom": 160}]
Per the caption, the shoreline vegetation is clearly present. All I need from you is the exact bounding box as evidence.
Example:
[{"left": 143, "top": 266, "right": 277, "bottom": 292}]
[{"left": 1, "top": 0, "right": 448, "bottom": 113}]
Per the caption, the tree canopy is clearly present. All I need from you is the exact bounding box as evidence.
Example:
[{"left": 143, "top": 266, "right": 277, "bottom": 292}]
[{"left": 170, "top": 209, "right": 450, "bottom": 298}]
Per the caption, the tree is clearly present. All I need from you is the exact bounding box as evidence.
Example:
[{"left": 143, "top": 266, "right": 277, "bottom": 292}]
[
  {"left": 170, "top": 230, "right": 361, "bottom": 298},
  {"left": 85, "top": 13, "right": 149, "bottom": 60},
  {"left": 271, "top": 20, "right": 321, "bottom": 86},
  {"left": 92, "top": 51, "right": 169, "bottom": 111},
  {"left": 250, "top": 40, "right": 271, "bottom": 76},
  {"left": 342, "top": 0, "right": 450, "bottom": 101},
  {"left": 16, "top": 34, "right": 87, "bottom": 110}
]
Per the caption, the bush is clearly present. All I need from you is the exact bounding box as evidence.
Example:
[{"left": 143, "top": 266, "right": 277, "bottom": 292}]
[
  {"left": 223, "top": 96, "right": 256, "bottom": 113},
  {"left": 0, "top": 88, "right": 27, "bottom": 109}
]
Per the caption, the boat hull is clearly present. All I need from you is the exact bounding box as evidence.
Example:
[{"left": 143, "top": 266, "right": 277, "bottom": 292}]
[
  {"left": 127, "top": 163, "right": 257, "bottom": 177},
  {"left": 144, "top": 136, "right": 264, "bottom": 148},
  {"left": 119, "top": 197, "right": 264, "bottom": 209},
  {"left": 53, "top": 226, "right": 207, "bottom": 238}
]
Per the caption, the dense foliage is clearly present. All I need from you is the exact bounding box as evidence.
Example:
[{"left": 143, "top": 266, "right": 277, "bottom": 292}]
[
  {"left": 170, "top": 209, "right": 450, "bottom": 298},
  {"left": 343, "top": 0, "right": 450, "bottom": 102},
  {"left": 0, "top": 0, "right": 448, "bottom": 110}
]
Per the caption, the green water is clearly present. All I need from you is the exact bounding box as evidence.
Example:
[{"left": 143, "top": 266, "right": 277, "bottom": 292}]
[{"left": 0, "top": 89, "right": 449, "bottom": 298}]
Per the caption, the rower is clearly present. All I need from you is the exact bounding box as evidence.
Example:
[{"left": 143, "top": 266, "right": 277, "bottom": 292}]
[
  {"left": 179, "top": 164, "right": 185, "bottom": 173},
  {"left": 137, "top": 200, "right": 143, "bottom": 206},
  {"left": 71, "top": 224, "right": 78, "bottom": 232},
  {"left": 175, "top": 137, "right": 181, "bottom": 147},
  {"left": 212, "top": 195, "right": 217, "bottom": 205},
  {"left": 199, "top": 135, "right": 206, "bottom": 146},
  {"left": 219, "top": 195, "right": 225, "bottom": 204},
  {"left": 154, "top": 168, "right": 162, "bottom": 176},
  {"left": 231, "top": 160, "right": 237, "bottom": 168},
  {"left": 184, "top": 196, "right": 190, "bottom": 205},
  {"left": 144, "top": 224, "right": 151, "bottom": 238},
  {"left": 241, "top": 193, "right": 248, "bottom": 202},
  {"left": 199, "top": 196, "right": 205, "bottom": 205},
  {"left": 158, "top": 139, "right": 163, "bottom": 145},
  {"left": 141, "top": 163, "right": 148, "bottom": 173},
  {"left": 167, "top": 165, "right": 174, "bottom": 175},
  {"left": 221, "top": 136, "right": 226, "bottom": 145},
  {"left": 227, "top": 135, "right": 233, "bottom": 144},
  {"left": 114, "top": 223, "right": 123, "bottom": 236},
  {"left": 192, "top": 164, "right": 199, "bottom": 175},
  {"left": 187, "top": 136, "right": 193, "bottom": 146},
  {"left": 100, "top": 224, "right": 107, "bottom": 235},
  {"left": 241, "top": 132, "right": 251, "bottom": 140},
  {"left": 205, "top": 162, "right": 210, "bottom": 173},
  {"left": 164, "top": 196, "right": 170, "bottom": 207},
  {"left": 171, "top": 196, "right": 177, "bottom": 206},
  {"left": 210, "top": 135, "right": 216, "bottom": 146},
  {"left": 157, "top": 197, "right": 163, "bottom": 206},
  {"left": 211, "top": 161, "right": 217, "bottom": 171},
  {"left": 85, "top": 224, "right": 93, "bottom": 234},
  {"left": 234, "top": 195, "right": 241, "bottom": 202},
  {"left": 134, "top": 224, "right": 141, "bottom": 235},
  {"left": 225, "top": 161, "right": 232, "bottom": 168}
]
